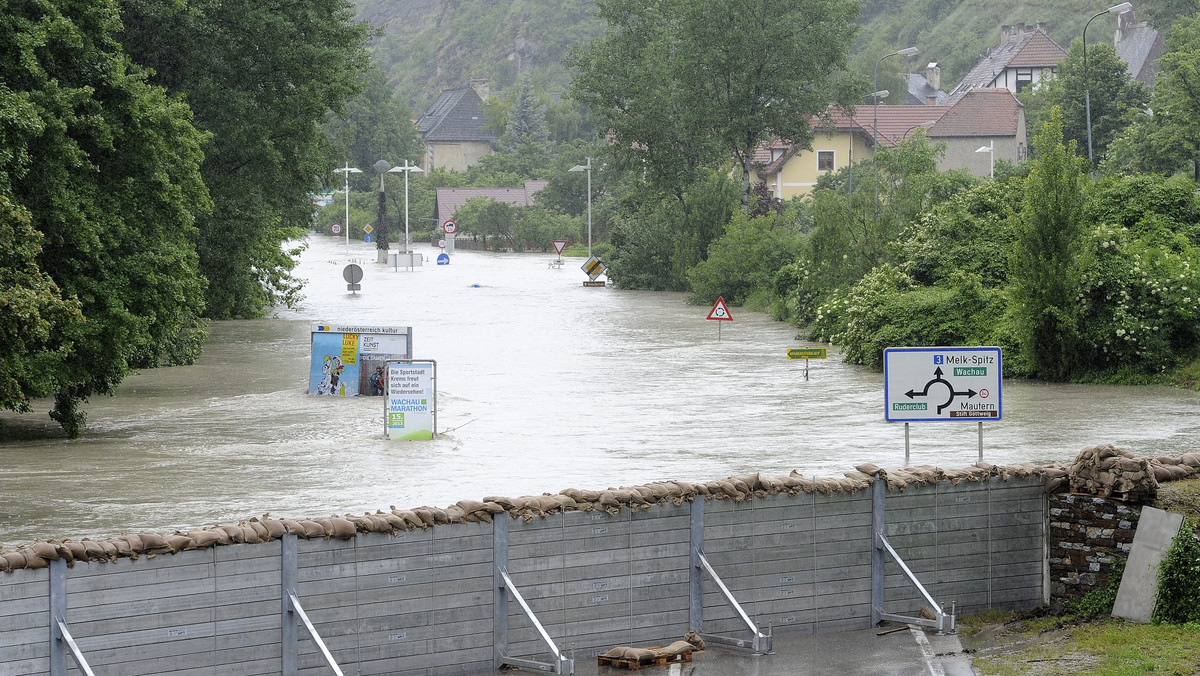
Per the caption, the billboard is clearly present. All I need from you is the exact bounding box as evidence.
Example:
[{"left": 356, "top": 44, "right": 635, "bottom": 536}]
[
  {"left": 386, "top": 361, "right": 435, "bottom": 440},
  {"left": 308, "top": 324, "right": 412, "bottom": 397}
]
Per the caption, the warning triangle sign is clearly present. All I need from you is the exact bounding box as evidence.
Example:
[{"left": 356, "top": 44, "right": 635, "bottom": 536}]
[
  {"left": 552, "top": 240, "right": 567, "bottom": 255},
  {"left": 707, "top": 296, "right": 733, "bottom": 321}
]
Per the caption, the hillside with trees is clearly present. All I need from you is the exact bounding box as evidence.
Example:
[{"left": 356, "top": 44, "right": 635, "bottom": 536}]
[{"left": 358, "top": 0, "right": 1190, "bottom": 113}]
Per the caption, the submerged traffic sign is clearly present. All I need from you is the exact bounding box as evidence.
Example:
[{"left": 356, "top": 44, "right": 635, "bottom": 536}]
[
  {"left": 787, "top": 348, "right": 827, "bottom": 360},
  {"left": 707, "top": 297, "right": 732, "bottom": 321},
  {"left": 884, "top": 347, "right": 1002, "bottom": 422}
]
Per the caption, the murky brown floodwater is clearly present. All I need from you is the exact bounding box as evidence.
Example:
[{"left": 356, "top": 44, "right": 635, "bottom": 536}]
[{"left": 2, "top": 234, "right": 1198, "bottom": 547}]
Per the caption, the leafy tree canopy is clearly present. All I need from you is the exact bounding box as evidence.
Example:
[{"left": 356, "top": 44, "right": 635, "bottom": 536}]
[
  {"left": 1020, "top": 38, "right": 1149, "bottom": 165},
  {"left": 2, "top": 0, "right": 211, "bottom": 435},
  {"left": 119, "top": 0, "right": 374, "bottom": 318},
  {"left": 569, "top": 0, "right": 863, "bottom": 211}
]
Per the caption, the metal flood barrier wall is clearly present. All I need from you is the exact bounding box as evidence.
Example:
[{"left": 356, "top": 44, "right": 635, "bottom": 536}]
[{"left": 0, "top": 475, "right": 1045, "bottom": 675}]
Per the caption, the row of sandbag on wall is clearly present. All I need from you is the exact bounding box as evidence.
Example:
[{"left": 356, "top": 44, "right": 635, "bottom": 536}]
[{"left": 2, "top": 447, "right": 1192, "bottom": 574}]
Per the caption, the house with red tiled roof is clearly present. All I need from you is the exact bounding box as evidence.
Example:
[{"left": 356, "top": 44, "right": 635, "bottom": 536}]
[
  {"left": 928, "top": 89, "right": 1027, "bottom": 175},
  {"left": 417, "top": 80, "right": 499, "bottom": 172},
  {"left": 750, "top": 106, "right": 949, "bottom": 198},
  {"left": 946, "top": 23, "right": 1067, "bottom": 104},
  {"left": 433, "top": 181, "right": 548, "bottom": 233},
  {"left": 749, "top": 88, "right": 1026, "bottom": 197}
]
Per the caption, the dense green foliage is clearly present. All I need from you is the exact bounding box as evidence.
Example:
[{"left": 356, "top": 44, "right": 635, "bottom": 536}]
[
  {"left": 569, "top": 0, "right": 861, "bottom": 212},
  {"left": 120, "top": 0, "right": 373, "bottom": 318},
  {"left": 323, "top": 66, "right": 425, "bottom": 192},
  {"left": 1010, "top": 109, "right": 1089, "bottom": 381},
  {"left": 1020, "top": 40, "right": 1150, "bottom": 164},
  {"left": 1105, "top": 13, "right": 1200, "bottom": 180},
  {"left": 0, "top": 196, "right": 83, "bottom": 416},
  {"left": 1153, "top": 520, "right": 1200, "bottom": 624},
  {"left": 1, "top": 0, "right": 374, "bottom": 435},
  {"left": 796, "top": 117, "right": 1200, "bottom": 381},
  {"left": 1, "top": 0, "right": 211, "bottom": 435}
]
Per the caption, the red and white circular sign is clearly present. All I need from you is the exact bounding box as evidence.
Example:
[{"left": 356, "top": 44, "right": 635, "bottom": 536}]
[
  {"left": 443, "top": 220, "right": 458, "bottom": 234},
  {"left": 330, "top": 222, "right": 342, "bottom": 235},
  {"left": 438, "top": 238, "right": 446, "bottom": 249}
]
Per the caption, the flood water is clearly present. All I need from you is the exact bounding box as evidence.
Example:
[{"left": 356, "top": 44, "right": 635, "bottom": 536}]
[{"left": 2, "top": 234, "right": 1199, "bottom": 548}]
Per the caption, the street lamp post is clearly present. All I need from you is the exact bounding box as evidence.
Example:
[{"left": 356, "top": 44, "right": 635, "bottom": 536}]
[
  {"left": 872, "top": 47, "right": 918, "bottom": 174},
  {"left": 569, "top": 158, "right": 592, "bottom": 259},
  {"left": 387, "top": 160, "right": 423, "bottom": 255},
  {"left": 372, "top": 160, "right": 393, "bottom": 264},
  {"left": 333, "top": 163, "right": 362, "bottom": 254},
  {"left": 1084, "top": 2, "right": 1133, "bottom": 164},
  {"left": 872, "top": 47, "right": 916, "bottom": 220},
  {"left": 975, "top": 141, "right": 995, "bottom": 178}
]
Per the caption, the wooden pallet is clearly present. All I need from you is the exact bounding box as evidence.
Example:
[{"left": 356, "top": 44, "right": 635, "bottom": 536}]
[{"left": 597, "top": 651, "right": 693, "bottom": 670}]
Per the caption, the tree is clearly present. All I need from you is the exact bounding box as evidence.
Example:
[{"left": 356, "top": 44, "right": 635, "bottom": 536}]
[
  {"left": 119, "top": 0, "right": 373, "bottom": 318},
  {"left": 1010, "top": 108, "right": 1089, "bottom": 381},
  {"left": 1020, "top": 39, "right": 1149, "bottom": 165},
  {"left": 0, "top": 196, "right": 84, "bottom": 418},
  {"left": 504, "top": 74, "right": 549, "bottom": 151},
  {"left": 324, "top": 66, "right": 424, "bottom": 190},
  {"left": 803, "top": 133, "right": 975, "bottom": 309},
  {"left": 569, "top": 0, "right": 862, "bottom": 212},
  {"left": 2, "top": 0, "right": 210, "bottom": 435},
  {"left": 1107, "top": 14, "right": 1200, "bottom": 179}
]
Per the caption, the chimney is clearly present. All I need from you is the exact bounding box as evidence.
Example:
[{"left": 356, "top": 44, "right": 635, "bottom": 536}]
[
  {"left": 926, "top": 62, "right": 941, "bottom": 92},
  {"left": 1000, "top": 24, "right": 1011, "bottom": 46},
  {"left": 1036, "top": 21, "right": 1047, "bottom": 32},
  {"left": 1015, "top": 22, "right": 1026, "bottom": 40},
  {"left": 1116, "top": 10, "right": 1134, "bottom": 44},
  {"left": 469, "top": 79, "right": 490, "bottom": 101}
]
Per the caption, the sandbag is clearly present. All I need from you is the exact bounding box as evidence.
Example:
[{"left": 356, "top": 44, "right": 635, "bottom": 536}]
[
  {"left": 139, "top": 533, "right": 174, "bottom": 555},
  {"left": 655, "top": 641, "right": 696, "bottom": 657}
]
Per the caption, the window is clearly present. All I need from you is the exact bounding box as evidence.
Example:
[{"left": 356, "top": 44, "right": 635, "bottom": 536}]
[
  {"left": 818, "top": 150, "right": 835, "bottom": 172},
  {"left": 1015, "top": 68, "right": 1034, "bottom": 93}
]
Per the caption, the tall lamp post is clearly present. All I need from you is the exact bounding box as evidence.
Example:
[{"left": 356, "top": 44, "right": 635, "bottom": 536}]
[
  {"left": 569, "top": 157, "right": 592, "bottom": 259},
  {"left": 1084, "top": 2, "right": 1132, "bottom": 164},
  {"left": 975, "top": 141, "right": 995, "bottom": 178},
  {"left": 872, "top": 47, "right": 916, "bottom": 221},
  {"left": 333, "top": 163, "right": 361, "bottom": 254},
  {"left": 387, "top": 160, "right": 423, "bottom": 254},
  {"left": 872, "top": 47, "right": 918, "bottom": 172}
]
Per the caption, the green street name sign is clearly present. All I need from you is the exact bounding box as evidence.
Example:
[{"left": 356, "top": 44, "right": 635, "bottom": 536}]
[{"left": 787, "top": 348, "right": 827, "bottom": 360}]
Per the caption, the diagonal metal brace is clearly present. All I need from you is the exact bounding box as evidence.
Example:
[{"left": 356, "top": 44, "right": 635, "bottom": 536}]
[
  {"left": 876, "top": 533, "right": 955, "bottom": 633},
  {"left": 497, "top": 568, "right": 574, "bottom": 675},
  {"left": 695, "top": 551, "right": 773, "bottom": 654}
]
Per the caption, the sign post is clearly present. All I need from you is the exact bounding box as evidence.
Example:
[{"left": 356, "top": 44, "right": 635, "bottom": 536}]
[
  {"left": 581, "top": 255, "right": 606, "bottom": 287},
  {"left": 883, "top": 346, "right": 1002, "bottom": 462},
  {"left": 786, "top": 347, "right": 827, "bottom": 381},
  {"left": 552, "top": 240, "right": 567, "bottom": 267},
  {"left": 343, "top": 264, "right": 363, "bottom": 294},
  {"left": 442, "top": 220, "right": 457, "bottom": 255},
  {"left": 706, "top": 296, "right": 733, "bottom": 340}
]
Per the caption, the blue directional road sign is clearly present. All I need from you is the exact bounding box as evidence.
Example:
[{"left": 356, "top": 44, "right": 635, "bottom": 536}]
[{"left": 437, "top": 253, "right": 450, "bottom": 265}]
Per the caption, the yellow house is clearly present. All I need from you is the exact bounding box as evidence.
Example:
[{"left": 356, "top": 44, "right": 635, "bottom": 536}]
[
  {"left": 751, "top": 89, "right": 1026, "bottom": 199},
  {"left": 750, "top": 106, "right": 949, "bottom": 199}
]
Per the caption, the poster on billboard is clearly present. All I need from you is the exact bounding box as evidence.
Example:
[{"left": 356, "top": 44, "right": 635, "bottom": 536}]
[
  {"left": 308, "top": 324, "right": 412, "bottom": 397},
  {"left": 386, "top": 361, "right": 436, "bottom": 440}
]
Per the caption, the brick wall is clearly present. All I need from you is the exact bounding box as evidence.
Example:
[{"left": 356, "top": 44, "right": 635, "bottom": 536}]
[{"left": 1048, "top": 493, "right": 1140, "bottom": 598}]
